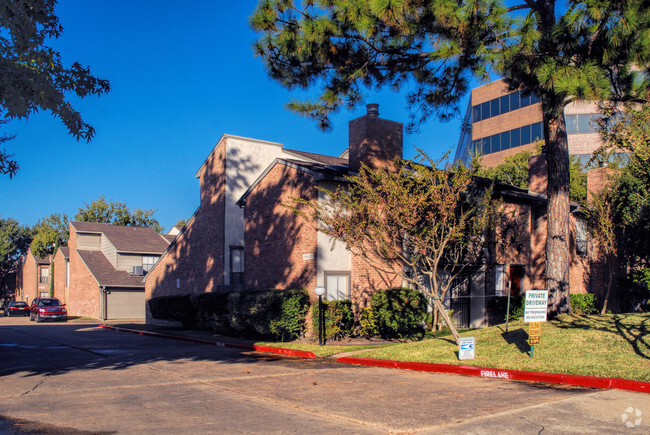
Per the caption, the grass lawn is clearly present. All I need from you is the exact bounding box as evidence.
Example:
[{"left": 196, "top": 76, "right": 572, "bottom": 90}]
[{"left": 353, "top": 313, "right": 650, "bottom": 382}]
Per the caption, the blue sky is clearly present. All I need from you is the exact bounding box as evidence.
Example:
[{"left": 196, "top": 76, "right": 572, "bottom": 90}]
[{"left": 1, "top": 0, "right": 471, "bottom": 232}]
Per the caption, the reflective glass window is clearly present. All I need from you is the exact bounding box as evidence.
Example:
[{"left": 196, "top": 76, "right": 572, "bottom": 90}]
[
  {"left": 578, "top": 114, "right": 591, "bottom": 133},
  {"left": 521, "top": 125, "right": 531, "bottom": 144},
  {"left": 491, "top": 99, "right": 500, "bottom": 117},
  {"left": 531, "top": 122, "right": 542, "bottom": 141},
  {"left": 501, "top": 131, "right": 510, "bottom": 150},
  {"left": 500, "top": 95, "right": 510, "bottom": 114},
  {"left": 472, "top": 105, "right": 481, "bottom": 123},
  {"left": 565, "top": 115, "right": 578, "bottom": 134},
  {"left": 481, "top": 102, "right": 490, "bottom": 120},
  {"left": 491, "top": 134, "right": 501, "bottom": 152},
  {"left": 520, "top": 92, "right": 530, "bottom": 107},
  {"left": 510, "top": 128, "right": 521, "bottom": 148},
  {"left": 530, "top": 93, "right": 540, "bottom": 104},
  {"left": 509, "top": 92, "right": 520, "bottom": 110}
]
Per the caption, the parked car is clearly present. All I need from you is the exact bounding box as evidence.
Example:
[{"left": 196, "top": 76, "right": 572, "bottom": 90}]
[
  {"left": 29, "top": 297, "right": 67, "bottom": 322},
  {"left": 5, "top": 301, "right": 30, "bottom": 317}
]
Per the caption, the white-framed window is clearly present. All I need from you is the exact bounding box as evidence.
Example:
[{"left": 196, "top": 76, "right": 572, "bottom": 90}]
[
  {"left": 142, "top": 256, "right": 159, "bottom": 273},
  {"left": 575, "top": 219, "right": 589, "bottom": 257},
  {"left": 39, "top": 267, "right": 49, "bottom": 284},
  {"left": 230, "top": 246, "right": 244, "bottom": 287},
  {"left": 495, "top": 265, "right": 506, "bottom": 296},
  {"left": 325, "top": 272, "right": 350, "bottom": 301}
]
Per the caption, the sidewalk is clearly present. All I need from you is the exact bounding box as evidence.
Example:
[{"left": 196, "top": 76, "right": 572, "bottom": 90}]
[{"left": 99, "top": 321, "right": 650, "bottom": 394}]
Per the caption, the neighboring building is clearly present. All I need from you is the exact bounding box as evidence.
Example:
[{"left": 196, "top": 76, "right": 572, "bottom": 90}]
[
  {"left": 454, "top": 79, "right": 604, "bottom": 168},
  {"left": 68, "top": 221, "right": 170, "bottom": 320},
  {"left": 52, "top": 247, "right": 70, "bottom": 304},
  {"left": 15, "top": 250, "right": 51, "bottom": 303},
  {"left": 144, "top": 134, "right": 347, "bottom": 321}
]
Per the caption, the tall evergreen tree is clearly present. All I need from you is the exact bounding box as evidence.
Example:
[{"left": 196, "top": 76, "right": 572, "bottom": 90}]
[{"left": 251, "top": 0, "right": 649, "bottom": 315}]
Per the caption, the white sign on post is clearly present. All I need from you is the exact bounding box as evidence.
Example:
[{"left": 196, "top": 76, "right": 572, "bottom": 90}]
[
  {"left": 458, "top": 337, "right": 475, "bottom": 360},
  {"left": 524, "top": 290, "right": 549, "bottom": 323}
]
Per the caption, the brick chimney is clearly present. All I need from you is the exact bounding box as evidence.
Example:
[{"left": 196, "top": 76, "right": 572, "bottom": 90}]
[
  {"left": 587, "top": 166, "right": 617, "bottom": 204},
  {"left": 348, "top": 104, "right": 403, "bottom": 173},
  {"left": 528, "top": 153, "right": 547, "bottom": 195}
]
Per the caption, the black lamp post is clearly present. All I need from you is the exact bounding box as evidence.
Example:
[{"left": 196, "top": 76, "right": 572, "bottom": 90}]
[{"left": 315, "top": 286, "right": 325, "bottom": 346}]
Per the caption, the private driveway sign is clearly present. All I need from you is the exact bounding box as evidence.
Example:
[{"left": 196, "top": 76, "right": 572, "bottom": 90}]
[{"left": 524, "top": 290, "right": 549, "bottom": 323}]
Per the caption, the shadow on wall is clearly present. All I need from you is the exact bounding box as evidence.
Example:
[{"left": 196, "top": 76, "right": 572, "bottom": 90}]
[
  {"left": 244, "top": 164, "right": 317, "bottom": 293},
  {"left": 147, "top": 142, "right": 262, "bottom": 306}
]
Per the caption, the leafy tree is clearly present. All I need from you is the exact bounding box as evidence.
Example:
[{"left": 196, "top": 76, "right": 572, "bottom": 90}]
[
  {"left": 293, "top": 151, "right": 517, "bottom": 343},
  {"left": 0, "top": 0, "right": 110, "bottom": 174},
  {"left": 0, "top": 120, "right": 18, "bottom": 178},
  {"left": 30, "top": 213, "right": 69, "bottom": 257},
  {"left": 175, "top": 219, "right": 188, "bottom": 228},
  {"left": 75, "top": 196, "right": 163, "bottom": 233},
  {"left": 590, "top": 99, "right": 650, "bottom": 291},
  {"left": 251, "top": 0, "right": 648, "bottom": 315},
  {"left": 0, "top": 217, "right": 32, "bottom": 299}
]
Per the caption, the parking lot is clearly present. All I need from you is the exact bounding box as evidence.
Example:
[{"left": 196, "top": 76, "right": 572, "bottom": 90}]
[{"left": 1, "top": 315, "right": 647, "bottom": 433}]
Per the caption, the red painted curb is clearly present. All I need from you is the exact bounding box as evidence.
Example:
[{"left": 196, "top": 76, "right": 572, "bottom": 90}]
[
  {"left": 336, "top": 356, "right": 650, "bottom": 394},
  {"left": 99, "top": 325, "right": 316, "bottom": 359}
]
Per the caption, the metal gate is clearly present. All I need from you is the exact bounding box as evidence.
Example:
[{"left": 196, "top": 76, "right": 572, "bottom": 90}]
[
  {"left": 449, "top": 275, "right": 470, "bottom": 329},
  {"left": 106, "top": 289, "right": 145, "bottom": 320}
]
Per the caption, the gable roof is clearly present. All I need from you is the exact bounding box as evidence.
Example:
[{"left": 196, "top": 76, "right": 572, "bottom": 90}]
[
  {"left": 71, "top": 221, "right": 170, "bottom": 254},
  {"left": 283, "top": 148, "right": 348, "bottom": 166},
  {"left": 76, "top": 250, "right": 146, "bottom": 288},
  {"left": 236, "top": 158, "right": 351, "bottom": 206},
  {"left": 56, "top": 247, "right": 70, "bottom": 259},
  {"left": 28, "top": 249, "right": 51, "bottom": 265}
]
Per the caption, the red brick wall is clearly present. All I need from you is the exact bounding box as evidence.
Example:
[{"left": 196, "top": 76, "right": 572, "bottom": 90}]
[
  {"left": 52, "top": 250, "right": 67, "bottom": 303},
  {"left": 350, "top": 251, "right": 401, "bottom": 312},
  {"left": 348, "top": 105, "right": 403, "bottom": 173},
  {"left": 145, "top": 142, "right": 227, "bottom": 317},
  {"left": 67, "top": 227, "right": 100, "bottom": 318},
  {"left": 244, "top": 164, "right": 318, "bottom": 292},
  {"left": 19, "top": 254, "right": 37, "bottom": 303}
]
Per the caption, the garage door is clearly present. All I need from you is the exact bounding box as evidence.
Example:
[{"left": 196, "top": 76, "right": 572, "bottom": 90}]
[{"left": 106, "top": 289, "right": 145, "bottom": 320}]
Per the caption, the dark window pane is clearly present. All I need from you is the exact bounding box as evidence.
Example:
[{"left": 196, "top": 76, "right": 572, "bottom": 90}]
[
  {"left": 509, "top": 92, "right": 520, "bottom": 110},
  {"left": 531, "top": 122, "right": 542, "bottom": 141},
  {"left": 500, "top": 95, "right": 510, "bottom": 114},
  {"left": 491, "top": 134, "right": 501, "bottom": 152},
  {"left": 491, "top": 99, "right": 500, "bottom": 117},
  {"left": 589, "top": 114, "right": 601, "bottom": 133},
  {"left": 481, "top": 102, "right": 490, "bottom": 120},
  {"left": 520, "top": 92, "right": 530, "bottom": 107},
  {"left": 565, "top": 115, "right": 578, "bottom": 134},
  {"left": 472, "top": 105, "right": 481, "bottom": 123},
  {"left": 530, "top": 93, "right": 540, "bottom": 104},
  {"left": 501, "top": 131, "right": 510, "bottom": 150},
  {"left": 511, "top": 128, "right": 521, "bottom": 147},
  {"left": 521, "top": 125, "right": 531, "bottom": 144}
]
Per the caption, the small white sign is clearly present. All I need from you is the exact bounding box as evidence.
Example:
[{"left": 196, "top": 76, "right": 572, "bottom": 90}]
[
  {"left": 458, "top": 337, "right": 475, "bottom": 360},
  {"left": 524, "top": 290, "right": 549, "bottom": 323},
  {"left": 302, "top": 253, "right": 315, "bottom": 261}
]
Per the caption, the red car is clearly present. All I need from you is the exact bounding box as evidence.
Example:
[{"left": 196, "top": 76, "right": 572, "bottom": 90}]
[{"left": 29, "top": 297, "right": 68, "bottom": 323}]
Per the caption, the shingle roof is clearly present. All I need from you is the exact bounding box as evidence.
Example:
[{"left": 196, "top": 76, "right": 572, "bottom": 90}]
[
  {"left": 71, "top": 221, "right": 170, "bottom": 253},
  {"left": 161, "top": 234, "right": 176, "bottom": 243},
  {"left": 284, "top": 148, "right": 348, "bottom": 166},
  {"left": 58, "top": 247, "right": 70, "bottom": 259},
  {"left": 76, "top": 250, "right": 145, "bottom": 288}
]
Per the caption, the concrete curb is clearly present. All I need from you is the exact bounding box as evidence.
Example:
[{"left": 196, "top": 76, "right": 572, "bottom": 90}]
[
  {"left": 98, "top": 325, "right": 648, "bottom": 394},
  {"left": 336, "top": 356, "right": 650, "bottom": 393},
  {"left": 98, "top": 324, "right": 317, "bottom": 359}
]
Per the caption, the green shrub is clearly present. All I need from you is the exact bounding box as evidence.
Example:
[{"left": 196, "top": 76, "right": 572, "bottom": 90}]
[
  {"left": 570, "top": 293, "right": 599, "bottom": 314},
  {"left": 269, "top": 289, "right": 311, "bottom": 341},
  {"left": 358, "top": 306, "right": 378, "bottom": 338},
  {"left": 370, "top": 288, "right": 427, "bottom": 339},
  {"left": 312, "top": 299, "right": 354, "bottom": 341},
  {"left": 147, "top": 295, "right": 195, "bottom": 327},
  {"left": 486, "top": 295, "right": 525, "bottom": 323}
]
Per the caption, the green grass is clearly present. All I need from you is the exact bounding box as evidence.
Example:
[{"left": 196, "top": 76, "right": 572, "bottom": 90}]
[{"left": 356, "top": 313, "right": 650, "bottom": 382}]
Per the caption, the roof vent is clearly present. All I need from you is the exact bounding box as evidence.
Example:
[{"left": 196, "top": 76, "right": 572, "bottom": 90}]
[{"left": 366, "top": 103, "right": 379, "bottom": 117}]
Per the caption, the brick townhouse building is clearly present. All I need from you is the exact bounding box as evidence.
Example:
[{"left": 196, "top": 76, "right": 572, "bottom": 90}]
[
  {"left": 15, "top": 250, "right": 51, "bottom": 303},
  {"left": 63, "top": 221, "right": 171, "bottom": 320},
  {"left": 146, "top": 104, "right": 607, "bottom": 328}
]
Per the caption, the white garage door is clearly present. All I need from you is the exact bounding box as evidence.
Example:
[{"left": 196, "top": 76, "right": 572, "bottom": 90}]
[{"left": 106, "top": 289, "right": 145, "bottom": 320}]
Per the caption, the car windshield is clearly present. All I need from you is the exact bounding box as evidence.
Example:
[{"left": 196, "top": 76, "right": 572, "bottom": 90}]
[
  {"left": 39, "top": 299, "right": 61, "bottom": 307},
  {"left": 12, "top": 302, "right": 27, "bottom": 307}
]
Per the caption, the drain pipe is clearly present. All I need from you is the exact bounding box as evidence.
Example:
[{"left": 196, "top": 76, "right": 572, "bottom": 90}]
[{"left": 100, "top": 286, "right": 107, "bottom": 321}]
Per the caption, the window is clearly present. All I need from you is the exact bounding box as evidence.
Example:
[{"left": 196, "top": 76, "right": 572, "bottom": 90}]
[
  {"left": 509, "top": 92, "right": 520, "bottom": 111},
  {"left": 520, "top": 92, "right": 531, "bottom": 107},
  {"left": 472, "top": 105, "right": 481, "bottom": 123},
  {"left": 481, "top": 102, "right": 490, "bottom": 121},
  {"left": 565, "top": 115, "right": 578, "bottom": 134},
  {"left": 578, "top": 114, "right": 591, "bottom": 134},
  {"left": 230, "top": 247, "right": 244, "bottom": 288},
  {"left": 511, "top": 128, "right": 521, "bottom": 148},
  {"left": 142, "top": 256, "right": 159, "bottom": 273},
  {"left": 325, "top": 272, "right": 350, "bottom": 301},
  {"left": 491, "top": 99, "right": 500, "bottom": 118},
  {"left": 531, "top": 122, "right": 543, "bottom": 141},
  {"left": 520, "top": 124, "right": 531, "bottom": 144},
  {"left": 495, "top": 265, "right": 506, "bottom": 296},
  {"left": 39, "top": 267, "right": 49, "bottom": 284},
  {"left": 500, "top": 95, "right": 510, "bottom": 114},
  {"left": 576, "top": 219, "right": 588, "bottom": 257},
  {"left": 501, "top": 131, "right": 510, "bottom": 151}
]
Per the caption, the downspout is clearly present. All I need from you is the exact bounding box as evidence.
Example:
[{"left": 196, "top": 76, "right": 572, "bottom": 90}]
[{"left": 100, "top": 286, "right": 107, "bottom": 321}]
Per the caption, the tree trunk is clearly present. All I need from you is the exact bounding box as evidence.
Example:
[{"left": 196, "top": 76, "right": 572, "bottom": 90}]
[{"left": 544, "top": 112, "right": 572, "bottom": 316}]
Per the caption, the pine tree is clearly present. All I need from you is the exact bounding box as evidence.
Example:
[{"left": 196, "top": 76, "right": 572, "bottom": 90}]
[{"left": 251, "top": 0, "right": 649, "bottom": 315}]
